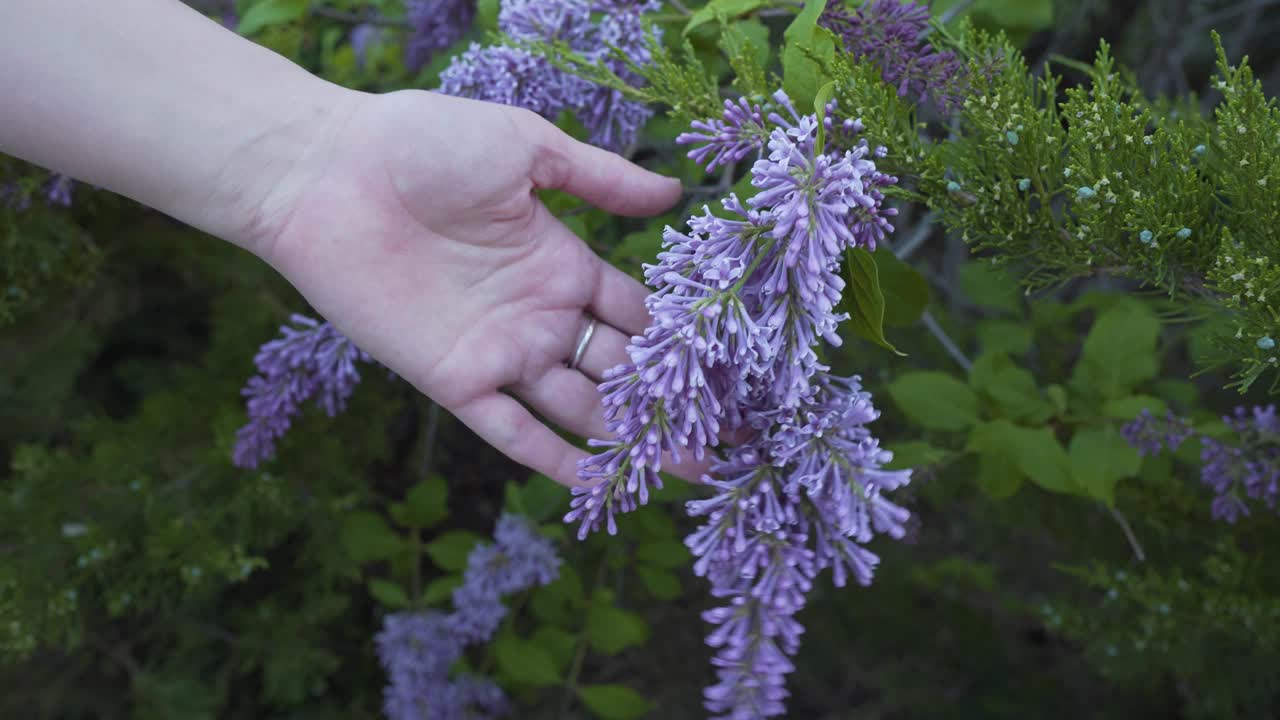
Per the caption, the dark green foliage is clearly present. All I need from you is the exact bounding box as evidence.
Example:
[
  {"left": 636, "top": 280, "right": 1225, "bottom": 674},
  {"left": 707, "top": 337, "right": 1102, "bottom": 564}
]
[{"left": 5, "top": 0, "right": 1280, "bottom": 718}]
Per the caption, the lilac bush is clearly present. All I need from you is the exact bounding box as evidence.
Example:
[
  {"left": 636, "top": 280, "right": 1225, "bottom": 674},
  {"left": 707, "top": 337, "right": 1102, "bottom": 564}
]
[
  {"left": 566, "top": 91, "right": 911, "bottom": 718},
  {"left": 437, "top": 0, "right": 658, "bottom": 151},
  {"left": 376, "top": 514, "right": 560, "bottom": 720},
  {"left": 1123, "top": 405, "right": 1280, "bottom": 522}
]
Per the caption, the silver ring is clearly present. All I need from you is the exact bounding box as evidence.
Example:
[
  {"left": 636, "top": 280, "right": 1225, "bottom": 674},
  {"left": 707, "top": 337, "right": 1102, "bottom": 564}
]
[{"left": 569, "top": 315, "right": 598, "bottom": 370}]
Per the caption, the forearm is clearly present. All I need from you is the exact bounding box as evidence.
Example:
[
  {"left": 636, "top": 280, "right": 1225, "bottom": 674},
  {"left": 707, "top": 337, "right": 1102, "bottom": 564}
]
[{"left": 0, "top": 0, "right": 355, "bottom": 251}]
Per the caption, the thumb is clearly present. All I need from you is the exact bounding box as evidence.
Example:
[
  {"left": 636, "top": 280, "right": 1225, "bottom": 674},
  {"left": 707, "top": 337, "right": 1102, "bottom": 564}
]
[{"left": 526, "top": 116, "right": 682, "bottom": 217}]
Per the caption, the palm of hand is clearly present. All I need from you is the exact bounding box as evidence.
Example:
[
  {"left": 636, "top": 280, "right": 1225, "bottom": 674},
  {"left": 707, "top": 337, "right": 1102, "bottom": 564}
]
[{"left": 259, "top": 90, "right": 687, "bottom": 486}]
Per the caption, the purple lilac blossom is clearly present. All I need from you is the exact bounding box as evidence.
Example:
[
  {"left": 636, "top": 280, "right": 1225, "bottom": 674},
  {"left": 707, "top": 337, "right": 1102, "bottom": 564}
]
[
  {"left": 569, "top": 91, "right": 898, "bottom": 539},
  {"left": 223, "top": 0, "right": 238, "bottom": 30},
  {"left": 819, "top": 0, "right": 967, "bottom": 112},
  {"left": 376, "top": 514, "right": 558, "bottom": 720},
  {"left": 351, "top": 23, "right": 382, "bottom": 70},
  {"left": 405, "top": 0, "right": 476, "bottom": 72},
  {"left": 438, "top": 44, "right": 567, "bottom": 119},
  {"left": 570, "top": 91, "right": 908, "bottom": 718},
  {"left": 232, "top": 314, "right": 372, "bottom": 469},
  {"left": 1201, "top": 405, "right": 1280, "bottom": 522},
  {"left": 437, "top": 0, "right": 658, "bottom": 151},
  {"left": 1121, "top": 408, "right": 1193, "bottom": 457},
  {"left": 676, "top": 97, "right": 771, "bottom": 172},
  {"left": 0, "top": 181, "right": 30, "bottom": 212},
  {"left": 1122, "top": 405, "right": 1280, "bottom": 522},
  {"left": 44, "top": 174, "right": 74, "bottom": 207}
]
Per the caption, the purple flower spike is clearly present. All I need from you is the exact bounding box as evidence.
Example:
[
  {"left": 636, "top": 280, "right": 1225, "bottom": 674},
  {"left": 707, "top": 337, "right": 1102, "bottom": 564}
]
[
  {"left": 438, "top": 44, "right": 568, "bottom": 120},
  {"left": 819, "top": 0, "right": 968, "bottom": 112},
  {"left": 378, "top": 514, "right": 560, "bottom": 720},
  {"left": 405, "top": 0, "right": 475, "bottom": 72},
  {"left": 438, "top": 0, "right": 659, "bottom": 151},
  {"left": 1123, "top": 405, "right": 1280, "bottom": 522},
  {"left": 571, "top": 91, "right": 911, "bottom": 718},
  {"left": 232, "top": 315, "right": 371, "bottom": 469},
  {"left": 44, "top": 174, "right": 74, "bottom": 207},
  {"left": 1121, "top": 408, "right": 1193, "bottom": 457},
  {"left": 677, "top": 97, "right": 772, "bottom": 172}
]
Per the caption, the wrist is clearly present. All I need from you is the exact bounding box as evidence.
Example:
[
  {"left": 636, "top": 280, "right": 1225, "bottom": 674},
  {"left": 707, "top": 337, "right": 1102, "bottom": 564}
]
[{"left": 199, "top": 74, "right": 365, "bottom": 262}]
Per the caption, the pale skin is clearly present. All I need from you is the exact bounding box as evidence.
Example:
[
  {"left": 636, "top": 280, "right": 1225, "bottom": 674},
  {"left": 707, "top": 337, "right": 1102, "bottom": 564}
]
[{"left": 0, "top": 0, "right": 709, "bottom": 488}]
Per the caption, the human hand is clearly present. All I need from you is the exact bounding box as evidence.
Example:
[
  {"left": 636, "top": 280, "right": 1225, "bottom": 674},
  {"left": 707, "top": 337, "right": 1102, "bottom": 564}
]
[{"left": 249, "top": 89, "right": 691, "bottom": 487}]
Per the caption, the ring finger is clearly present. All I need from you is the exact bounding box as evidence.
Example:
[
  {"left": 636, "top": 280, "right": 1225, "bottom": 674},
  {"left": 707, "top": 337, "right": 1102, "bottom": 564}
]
[{"left": 570, "top": 317, "right": 634, "bottom": 382}]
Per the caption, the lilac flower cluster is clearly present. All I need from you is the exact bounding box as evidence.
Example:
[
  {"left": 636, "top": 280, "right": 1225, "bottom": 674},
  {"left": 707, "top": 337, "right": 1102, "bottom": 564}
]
[
  {"left": 1, "top": 172, "right": 77, "bottom": 211},
  {"left": 437, "top": 0, "right": 659, "bottom": 151},
  {"left": 376, "top": 514, "right": 560, "bottom": 720},
  {"left": 232, "top": 314, "right": 371, "bottom": 469},
  {"left": 567, "top": 91, "right": 908, "bottom": 717},
  {"left": 1121, "top": 408, "right": 1193, "bottom": 457},
  {"left": 819, "top": 0, "right": 967, "bottom": 112},
  {"left": 218, "top": 0, "right": 238, "bottom": 30},
  {"left": 404, "top": 0, "right": 476, "bottom": 72},
  {"left": 1122, "top": 406, "right": 1280, "bottom": 522}
]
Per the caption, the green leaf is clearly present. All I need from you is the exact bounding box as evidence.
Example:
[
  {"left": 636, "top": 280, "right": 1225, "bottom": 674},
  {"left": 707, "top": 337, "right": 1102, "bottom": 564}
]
[
  {"left": 649, "top": 476, "right": 699, "bottom": 503},
  {"left": 423, "top": 530, "right": 482, "bottom": 572},
  {"left": 1068, "top": 428, "right": 1141, "bottom": 506},
  {"left": 341, "top": 511, "right": 404, "bottom": 564},
  {"left": 520, "top": 474, "right": 567, "bottom": 522},
  {"left": 968, "top": 420, "right": 1075, "bottom": 494},
  {"left": 587, "top": 593, "right": 649, "bottom": 655},
  {"left": 976, "top": 449, "right": 1023, "bottom": 500},
  {"left": 814, "top": 80, "right": 835, "bottom": 154},
  {"left": 237, "top": 0, "right": 308, "bottom": 36},
  {"left": 531, "top": 626, "right": 577, "bottom": 671},
  {"left": 887, "top": 372, "right": 979, "bottom": 430},
  {"left": 1044, "top": 385, "right": 1066, "bottom": 415},
  {"left": 578, "top": 684, "right": 656, "bottom": 720},
  {"left": 685, "top": 0, "right": 764, "bottom": 34},
  {"left": 959, "top": 261, "right": 1022, "bottom": 315},
  {"left": 367, "top": 579, "right": 409, "bottom": 609},
  {"left": 969, "top": 353, "right": 1052, "bottom": 422},
  {"left": 781, "top": 0, "right": 836, "bottom": 106},
  {"left": 1102, "top": 395, "right": 1169, "bottom": 421},
  {"left": 610, "top": 229, "right": 664, "bottom": 267},
  {"left": 884, "top": 441, "right": 948, "bottom": 470},
  {"left": 503, "top": 481, "right": 527, "bottom": 515},
  {"left": 973, "top": 0, "right": 1054, "bottom": 31},
  {"left": 842, "top": 248, "right": 904, "bottom": 354},
  {"left": 637, "top": 566, "right": 682, "bottom": 600},
  {"left": 634, "top": 507, "right": 676, "bottom": 539},
  {"left": 1071, "top": 301, "right": 1161, "bottom": 400},
  {"left": 635, "top": 539, "right": 690, "bottom": 569},
  {"left": 399, "top": 474, "right": 448, "bottom": 529},
  {"left": 531, "top": 566, "right": 585, "bottom": 626},
  {"left": 1153, "top": 379, "right": 1199, "bottom": 409},
  {"left": 874, "top": 250, "right": 930, "bottom": 326},
  {"left": 975, "top": 319, "right": 1032, "bottom": 355},
  {"left": 494, "top": 634, "right": 561, "bottom": 686},
  {"left": 422, "top": 575, "right": 462, "bottom": 606},
  {"left": 475, "top": 0, "right": 501, "bottom": 32}
]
